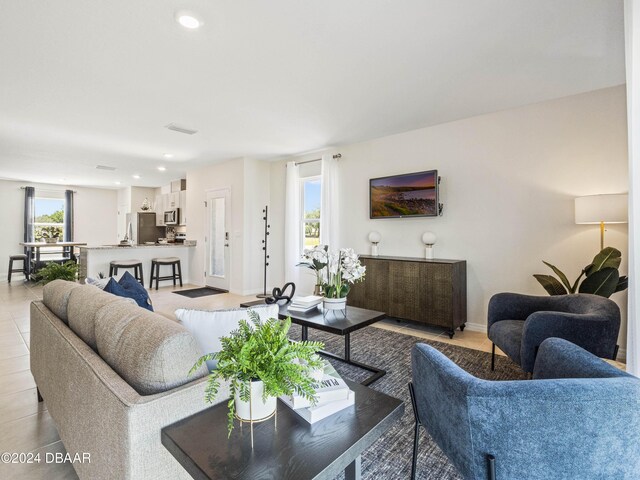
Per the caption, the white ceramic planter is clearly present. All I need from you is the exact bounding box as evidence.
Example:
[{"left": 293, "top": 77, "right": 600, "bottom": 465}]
[
  {"left": 234, "top": 380, "right": 277, "bottom": 422},
  {"left": 323, "top": 297, "right": 347, "bottom": 310}
]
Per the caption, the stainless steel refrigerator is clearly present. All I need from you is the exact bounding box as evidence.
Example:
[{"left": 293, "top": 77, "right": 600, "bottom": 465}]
[{"left": 137, "top": 212, "right": 165, "bottom": 244}]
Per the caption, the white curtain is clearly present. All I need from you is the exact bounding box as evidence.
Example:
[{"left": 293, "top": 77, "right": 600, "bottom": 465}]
[
  {"left": 320, "top": 154, "right": 339, "bottom": 249},
  {"left": 625, "top": 0, "right": 640, "bottom": 375},
  {"left": 284, "top": 161, "right": 301, "bottom": 284}
]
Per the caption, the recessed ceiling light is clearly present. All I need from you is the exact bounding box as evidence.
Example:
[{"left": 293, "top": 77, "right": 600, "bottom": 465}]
[
  {"left": 115, "top": 181, "right": 121, "bottom": 185},
  {"left": 176, "top": 13, "right": 201, "bottom": 29},
  {"left": 163, "top": 153, "right": 174, "bottom": 159},
  {"left": 158, "top": 166, "right": 166, "bottom": 172},
  {"left": 132, "top": 175, "right": 140, "bottom": 179}
]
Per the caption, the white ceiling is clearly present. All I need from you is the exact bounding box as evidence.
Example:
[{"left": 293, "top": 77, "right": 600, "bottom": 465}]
[{"left": 0, "top": 0, "right": 625, "bottom": 188}]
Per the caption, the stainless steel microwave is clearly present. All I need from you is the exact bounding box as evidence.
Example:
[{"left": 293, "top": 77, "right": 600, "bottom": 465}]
[{"left": 164, "top": 209, "right": 180, "bottom": 225}]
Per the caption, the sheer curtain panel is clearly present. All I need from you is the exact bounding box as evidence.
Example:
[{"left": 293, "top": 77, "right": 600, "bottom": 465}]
[
  {"left": 320, "top": 154, "right": 339, "bottom": 249},
  {"left": 284, "top": 161, "right": 301, "bottom": 284}
]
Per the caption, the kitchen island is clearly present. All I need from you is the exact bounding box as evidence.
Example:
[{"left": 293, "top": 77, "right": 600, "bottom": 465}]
[{"left": 79, "top": 244, "right": 196, "bottom": 285}]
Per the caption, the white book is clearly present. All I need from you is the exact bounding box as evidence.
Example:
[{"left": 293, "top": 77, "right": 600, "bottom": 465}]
[
  {"left": 290, "top": 390, "right": 355, "bottom": 424},
  {"left": 290, "top": 295, "right": 323, "bottom": 308},
  {"left": 290, "top": 301, "right": 321, "bottom": 310},
  {"left": 281, "top": 361, "right": 349, "bottom": 409},
  {"left": 287, "top": 304, "right": 318, "bottom": 314}
]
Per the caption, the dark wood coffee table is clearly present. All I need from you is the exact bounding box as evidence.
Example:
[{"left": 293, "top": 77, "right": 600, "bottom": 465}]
[
  {"left": 241, "top": 300, "right": 386, "bottom": 385},
  {"left": 162, "top": 380, "right": 404, "bottom": 480}
]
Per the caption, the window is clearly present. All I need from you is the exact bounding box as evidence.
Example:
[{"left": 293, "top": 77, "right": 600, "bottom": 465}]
[
  {"left": 301, "top": 177, "right": 321, "bottom": 250},
  {"left": 34, "top": 197, "right": 65, "bottom": 241}
]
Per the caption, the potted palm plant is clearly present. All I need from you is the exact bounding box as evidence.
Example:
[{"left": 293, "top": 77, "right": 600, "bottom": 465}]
[{"left": 189, "top": 310, "right": 324, "bottom": 435}]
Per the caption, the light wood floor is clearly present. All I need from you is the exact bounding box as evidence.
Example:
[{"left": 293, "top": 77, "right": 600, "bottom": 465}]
[{"left": 0, "top": 278, "right": 498, "bottom": 479}]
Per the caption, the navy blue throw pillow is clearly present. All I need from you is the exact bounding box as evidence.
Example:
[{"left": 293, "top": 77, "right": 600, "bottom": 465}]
[{"left": 104, "top": 272, "right": 153, "bottom": 311}]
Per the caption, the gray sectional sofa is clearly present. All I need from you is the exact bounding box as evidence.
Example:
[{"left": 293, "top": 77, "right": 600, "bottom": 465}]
[{"left": 30, "top": 280, "right": 227, "bottom": 480}]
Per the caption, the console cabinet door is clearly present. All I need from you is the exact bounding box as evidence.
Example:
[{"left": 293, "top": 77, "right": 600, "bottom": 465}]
[
  {"left": 417, "top": 262, "right": 452, "bottom": 328},
  {"left": 352, "top": 258, "right": 389, "bottom": 313},
  {"left": 388, "top": 261, "right": 420, "bottom": 320}
]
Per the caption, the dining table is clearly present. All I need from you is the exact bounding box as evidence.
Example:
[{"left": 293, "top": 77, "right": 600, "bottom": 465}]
[{"left": 19, "top": 241, "right": 87, "bottom": 279}]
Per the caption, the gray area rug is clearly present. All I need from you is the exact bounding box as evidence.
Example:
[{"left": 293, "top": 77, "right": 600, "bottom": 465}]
[{"left": 287, "top": 323, "right": 527, "bottom": 480}]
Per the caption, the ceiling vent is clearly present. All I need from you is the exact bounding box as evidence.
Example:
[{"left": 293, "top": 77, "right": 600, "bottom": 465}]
[
  {"left": 96, "top": 165, "right": 117, "bottom": 171},
  {"left": 165, "top": 123, "right": 198, "bottom": 135}
]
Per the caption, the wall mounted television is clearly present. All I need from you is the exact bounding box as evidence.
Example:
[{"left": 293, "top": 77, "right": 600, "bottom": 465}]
[{"left": 370, "top": 169, "right": 439, "bottom": 218}]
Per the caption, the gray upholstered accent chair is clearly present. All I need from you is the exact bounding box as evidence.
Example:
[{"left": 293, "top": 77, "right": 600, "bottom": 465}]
[
  {"left": 409, "top": 338, "right": 640, "bottom": 480},
  {"left": 487, "top": 293, "right": 620, "bottom": 372}
]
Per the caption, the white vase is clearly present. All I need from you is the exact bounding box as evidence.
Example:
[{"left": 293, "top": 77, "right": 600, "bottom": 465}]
[
  {"left": 323, "top": 297, "right": 347, "bottom": 310},
  {"left": 234, "top": 380, "right": 277, "bottom": 422}
]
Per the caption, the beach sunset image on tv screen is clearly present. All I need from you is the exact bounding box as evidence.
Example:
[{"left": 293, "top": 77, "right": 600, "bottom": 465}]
[{"left": 370, "top": 170, "right": 438, "bottom": 218}]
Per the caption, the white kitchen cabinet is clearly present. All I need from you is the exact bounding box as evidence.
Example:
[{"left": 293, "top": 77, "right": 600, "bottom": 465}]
[
  {"left": 171, "top": 179, "right": 186, "bottom": 192},
  {"left": 168, "top": 192, "right": 180, "bottom": 209},
  {"left": 179, "top": 191, "right": 187, "bottom": 225},
  {"left": 155, "top": 194, "right": 165, "bottom": 226}
]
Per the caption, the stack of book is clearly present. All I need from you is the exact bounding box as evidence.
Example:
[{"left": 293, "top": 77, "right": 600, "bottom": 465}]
[
  {"left": 281, "top": 361, "right": 355, "bottom": 424},
  {"left": 288, "top": 295, "right": 322, "bottom": 314}
]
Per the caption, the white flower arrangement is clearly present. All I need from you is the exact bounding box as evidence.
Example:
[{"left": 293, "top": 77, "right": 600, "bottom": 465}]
[{"left": 299, "top": 245, "right": 366, "bottom": 298}]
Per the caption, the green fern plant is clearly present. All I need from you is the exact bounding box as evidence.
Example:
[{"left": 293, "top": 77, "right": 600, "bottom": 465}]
[
  {"left": 35, "top": 261, "right": 78, "bottom": 285},
  {"left": 533, "top": 247, "right": 628, "bottom": 298},
  {"left": 189, "top": 310, "right": 324, "bottom": 435}
]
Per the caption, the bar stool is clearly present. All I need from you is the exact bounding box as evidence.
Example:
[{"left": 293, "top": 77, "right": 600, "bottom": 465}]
[
  {"left": 109, "top": 260, "right": 144, "bottom": 285},
  {"left": 149, "top": 257, "right": 182, "bottom": 290},
  {"left": 8, "top": 254, "right": 27, "bottom": 283}
]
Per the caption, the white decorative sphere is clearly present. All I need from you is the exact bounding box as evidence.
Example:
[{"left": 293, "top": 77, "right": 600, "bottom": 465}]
[
  {"left": 368, "top": 231, "right": 382, "bottom": 244},
  {"left": 422, "top": 231, "right": 437, "bottom": 245}
]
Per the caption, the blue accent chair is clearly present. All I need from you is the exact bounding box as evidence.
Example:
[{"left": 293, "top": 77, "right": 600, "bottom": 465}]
[
  {"left": 487, "top": 293, "right": 620, "bottom": 372},
  {"left": 409, "top": 338, "right": 640, "bottom": 480}
]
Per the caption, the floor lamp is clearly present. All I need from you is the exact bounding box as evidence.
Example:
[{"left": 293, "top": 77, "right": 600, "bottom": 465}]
[{"left": 575, "top": 194, "right": 628, "bottom": 250}]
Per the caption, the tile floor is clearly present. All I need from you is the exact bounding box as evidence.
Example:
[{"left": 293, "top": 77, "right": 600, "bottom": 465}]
[{"left": 0, "top": 278, "right": 502, "bottom": 479}]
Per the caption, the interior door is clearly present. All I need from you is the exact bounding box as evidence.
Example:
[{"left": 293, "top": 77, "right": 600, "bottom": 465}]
[{"left": 205, "top": 188, "right": 231, "bottom": 291}]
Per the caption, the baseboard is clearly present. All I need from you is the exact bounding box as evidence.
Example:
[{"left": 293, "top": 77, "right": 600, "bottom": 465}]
[
  {"left": 239, "top": 288, "right": 268, "bottom": 296},
  {"left": 462, "top": 321, "right": 486, "bottom": 333},
  {"left": 616, "top": 347, "right": 627, "bottom": 363}
]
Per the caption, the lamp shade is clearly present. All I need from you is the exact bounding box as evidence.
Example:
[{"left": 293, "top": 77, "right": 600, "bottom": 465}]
[
  {"left": 422, "top": 231, "right": 437, "bottom": 245},
  {"left": 368, "top": 231, "right": 381, "bottom": 243},
  {"left": 575, "top": 194, "right": 628, "bottom": 224}
]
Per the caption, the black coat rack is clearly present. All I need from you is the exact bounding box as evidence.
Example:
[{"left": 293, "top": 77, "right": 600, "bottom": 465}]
[{"left": 256, "top": 205, "right": 271, "bottom": 298}]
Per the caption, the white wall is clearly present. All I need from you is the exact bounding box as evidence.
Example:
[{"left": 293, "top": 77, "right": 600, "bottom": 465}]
[
  {"left": 243, "top": 158, "right": 272, "bottom": 295},
  {"left": 0, "top": 179, "right": 118, "bottom": 277},
  {"left": 186, "top": 158, "right": 246, "bottom": 293},
  {"left": 185, "top": 158, "right": 273, "bottom": 295},
  {"left": 268, "top": 86, "right": 630, "bottom": 348}
]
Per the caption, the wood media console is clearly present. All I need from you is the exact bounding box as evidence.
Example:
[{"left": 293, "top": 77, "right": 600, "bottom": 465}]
[{"left": 348, "top": 255, "right": 467, "bottom": 338}]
